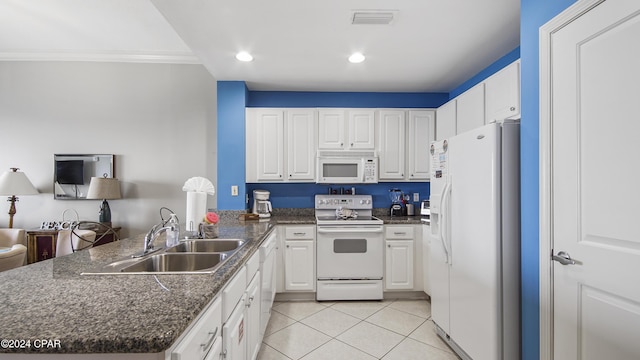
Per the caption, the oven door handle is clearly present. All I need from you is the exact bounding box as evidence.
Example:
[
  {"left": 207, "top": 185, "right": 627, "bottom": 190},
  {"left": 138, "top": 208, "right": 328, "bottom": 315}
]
[{"left": 317, "top": 227, "right": 384, "bottom": 234}]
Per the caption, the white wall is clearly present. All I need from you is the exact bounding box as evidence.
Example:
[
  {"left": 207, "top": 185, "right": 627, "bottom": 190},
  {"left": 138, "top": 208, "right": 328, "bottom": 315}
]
[{"left": 0, "top": 61, "right": 217, "bottom": 238}]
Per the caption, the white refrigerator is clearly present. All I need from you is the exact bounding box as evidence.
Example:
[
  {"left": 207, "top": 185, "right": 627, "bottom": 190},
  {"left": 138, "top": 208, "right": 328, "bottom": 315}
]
[{"left": 429, "top": 121, "right": 520, "bottom": 360}]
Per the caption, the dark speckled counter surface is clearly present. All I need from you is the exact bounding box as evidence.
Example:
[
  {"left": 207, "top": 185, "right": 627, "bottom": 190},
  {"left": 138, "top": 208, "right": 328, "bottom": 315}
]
[
  {"left": 0, "top": 221, "right": 273, "bottom": 355},
  {"left": 0, "top": 211, "right": 424, "bottom": 355}
]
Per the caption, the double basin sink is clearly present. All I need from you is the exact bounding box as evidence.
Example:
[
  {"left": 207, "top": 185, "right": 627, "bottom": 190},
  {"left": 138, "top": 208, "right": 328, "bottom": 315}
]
[{"left": 82, "top": 239, "right": 246, "bottom": 275}]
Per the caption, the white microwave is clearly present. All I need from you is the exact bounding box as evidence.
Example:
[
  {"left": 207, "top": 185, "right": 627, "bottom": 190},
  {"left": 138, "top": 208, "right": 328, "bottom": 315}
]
[{"left": 316, "top": 152, "right": 378, "bottom": 184}]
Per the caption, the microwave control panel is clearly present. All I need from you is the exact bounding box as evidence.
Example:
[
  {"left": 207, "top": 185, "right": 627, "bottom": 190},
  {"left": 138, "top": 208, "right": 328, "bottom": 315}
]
[{"left": 363, "top": 158, "right": 378, "bottom": 183}]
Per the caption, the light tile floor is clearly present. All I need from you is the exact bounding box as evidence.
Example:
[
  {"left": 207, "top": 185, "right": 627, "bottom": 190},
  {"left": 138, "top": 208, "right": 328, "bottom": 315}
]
[{"left": 258, "top": 299, "right": 461, "bottom": 360}]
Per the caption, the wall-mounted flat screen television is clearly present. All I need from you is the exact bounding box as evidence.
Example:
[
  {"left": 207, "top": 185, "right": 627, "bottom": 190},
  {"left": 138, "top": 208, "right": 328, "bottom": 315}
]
[{"left": 55, "top": 160, "right": 85, "bottom": 185}]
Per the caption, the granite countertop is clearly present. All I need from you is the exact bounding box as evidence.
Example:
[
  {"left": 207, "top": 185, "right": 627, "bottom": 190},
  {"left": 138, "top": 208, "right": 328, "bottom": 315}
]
[{"left": 0, "top": 221, "right": 274, "bottom": 355}]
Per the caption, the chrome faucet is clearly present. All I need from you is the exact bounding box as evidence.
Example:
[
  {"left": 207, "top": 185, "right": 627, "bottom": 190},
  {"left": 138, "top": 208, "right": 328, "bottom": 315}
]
[{"left": 133, "top": 223, "right": 178, "bottom": 257}]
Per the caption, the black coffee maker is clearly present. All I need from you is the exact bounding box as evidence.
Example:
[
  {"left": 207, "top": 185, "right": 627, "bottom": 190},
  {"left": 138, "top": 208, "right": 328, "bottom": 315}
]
[{"left": 389, "top": 188, "right": 405, "bottom": 216}]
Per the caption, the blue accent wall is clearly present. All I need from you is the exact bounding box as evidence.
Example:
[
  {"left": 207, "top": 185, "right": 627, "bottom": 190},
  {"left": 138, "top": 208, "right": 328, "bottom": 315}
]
[
  {"left": 520, "top": 1, "right": 576, "bottom": 359},
  {"left": 217, "top": 81, "right": 248, "bottom": 210},
  {"left": 449, "top": 47, "right": 521, "bottom": 100},
  {"left": 248, "top": 91, "right": 449, "bottom": 108}
]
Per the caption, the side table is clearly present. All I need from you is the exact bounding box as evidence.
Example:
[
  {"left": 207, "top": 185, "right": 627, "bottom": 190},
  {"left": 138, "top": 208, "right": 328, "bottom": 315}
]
[{"left": 26, "top": 227, "right": 121, "bottom": 264}]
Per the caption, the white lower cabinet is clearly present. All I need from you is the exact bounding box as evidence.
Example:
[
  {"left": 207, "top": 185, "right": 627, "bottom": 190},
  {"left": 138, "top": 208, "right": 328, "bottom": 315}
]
[
  {"left": 219, "top": 250, "right": 264, "bottom": 360},
  {"left": 169, "top": 296, "right": 223, "bottom": 360},
  {"left": 283, "top": 226, "right": 316, "bottom": 292},
  {"left": 384, "top": 225, "right": 422, "bottom": 291}
]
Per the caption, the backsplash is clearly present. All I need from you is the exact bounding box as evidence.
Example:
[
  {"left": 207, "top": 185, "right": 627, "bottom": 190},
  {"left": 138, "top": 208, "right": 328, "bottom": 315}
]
[{"left": 246, "top": 182, "right": 430, "bottom": 210}]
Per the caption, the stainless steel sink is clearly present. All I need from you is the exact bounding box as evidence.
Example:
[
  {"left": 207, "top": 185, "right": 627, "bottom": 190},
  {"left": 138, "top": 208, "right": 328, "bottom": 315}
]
[
  {"left": 164, "top": 239, "right": 245, "bottom": 253},
  {"left": 82, "top": 238, "right": 247, "bottom": 275},
  {"left": 120, "top": 253, "right": 228, "bottom": 273}
]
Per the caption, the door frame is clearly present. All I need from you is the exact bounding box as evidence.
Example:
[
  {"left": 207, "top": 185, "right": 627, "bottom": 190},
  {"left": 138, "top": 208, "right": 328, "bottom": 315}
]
[{"left": 538, "top": 0, "right": 605, "bottom": 358}]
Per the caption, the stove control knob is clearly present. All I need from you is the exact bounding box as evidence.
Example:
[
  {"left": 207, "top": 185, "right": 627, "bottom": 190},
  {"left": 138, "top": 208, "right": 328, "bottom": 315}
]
[{"left": 317, "top": 199, "right": 324, "bottom": 205}]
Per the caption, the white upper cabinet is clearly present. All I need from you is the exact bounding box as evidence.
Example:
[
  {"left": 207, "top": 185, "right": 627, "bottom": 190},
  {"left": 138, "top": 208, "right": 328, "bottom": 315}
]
[
  {"left": 485, "top": 60, "right": 520, "bottom": 122},
  {"left": 456, "top": 83, "right": 485, "bottom": 134},
  {"left": 318, "top": 109, "right": 375, "bottom": 150},
  {"left": 255, "top": 109, "right": 285, "bottom": 181},
  {"left": 317, "top": 109, "right": 346, "bottom": 150},
  {"left": 246, "top": 108, "right": 315, "bottom": 182},
  {"left": 286, "top": 109, "right": 316, "bottom": 181},
  {"left": 435, "top": 60, "right": 521, "bottom": 140},
  {"left": 347, "top": 110, "right": 376, "bottom": 150},
  {"left": 436, "top": 99, "right": 456, "bottom": 141},
  {"left": 407, "top": 110, "right": 435, "bottom": 180},
  {"left": 378, "top": 110, "right": 406, "bottom": 180}
]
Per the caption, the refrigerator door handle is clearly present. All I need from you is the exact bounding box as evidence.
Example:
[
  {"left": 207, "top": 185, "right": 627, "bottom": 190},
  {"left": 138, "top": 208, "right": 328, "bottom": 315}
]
[{"left": 439, "top": 178, "right": 451, "bottom": 264}]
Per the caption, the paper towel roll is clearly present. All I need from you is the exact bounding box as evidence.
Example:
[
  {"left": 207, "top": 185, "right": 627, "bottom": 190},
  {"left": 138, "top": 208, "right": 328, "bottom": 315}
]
[{"left": 186, "top": 191, "right": 207, "bottom": 232}]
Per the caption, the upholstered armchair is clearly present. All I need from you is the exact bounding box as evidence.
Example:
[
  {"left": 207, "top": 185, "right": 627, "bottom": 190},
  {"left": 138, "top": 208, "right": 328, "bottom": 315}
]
[
  {"left": 0, "top": 228, "right": 26, "bottom": 247},
  {"left": 0, "top": 228, "right": 27, "bottom": 266},
  {"left": 0, "top": 244, "right": 27, "bottom": 272}
]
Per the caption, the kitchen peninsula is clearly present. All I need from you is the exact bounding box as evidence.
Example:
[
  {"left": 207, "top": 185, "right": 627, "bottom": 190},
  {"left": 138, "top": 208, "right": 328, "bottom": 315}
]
[{"left": 0, "top": 221, "right": 274, "bottom": 358}]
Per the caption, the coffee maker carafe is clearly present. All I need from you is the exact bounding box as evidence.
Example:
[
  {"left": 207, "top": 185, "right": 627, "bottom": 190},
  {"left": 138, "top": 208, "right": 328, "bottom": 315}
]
[{"left": 252, "top": 190, "right": 272, "bottom": 218}]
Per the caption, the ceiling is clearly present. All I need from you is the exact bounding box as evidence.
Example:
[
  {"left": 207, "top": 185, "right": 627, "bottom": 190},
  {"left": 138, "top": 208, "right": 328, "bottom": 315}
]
[{"left": 0, "top": 0, "right": 520, "bottom": 93}]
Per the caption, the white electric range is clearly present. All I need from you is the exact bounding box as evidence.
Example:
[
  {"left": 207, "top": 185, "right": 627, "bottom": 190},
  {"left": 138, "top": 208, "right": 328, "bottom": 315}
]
[{"left": 315, "top": 194, "right": 384, "bottom": 301}]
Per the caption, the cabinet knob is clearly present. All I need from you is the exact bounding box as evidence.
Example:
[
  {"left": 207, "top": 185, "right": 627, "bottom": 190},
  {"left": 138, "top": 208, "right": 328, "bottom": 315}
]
[
  {"left": 388, "top": 244, "right": 391, "bottom": 248},
  {"left": 286, "top": 245, "right": 290, "bottom": 248},
  {"left": 510, "top": 106, "right": 516, "bottom": 111}
]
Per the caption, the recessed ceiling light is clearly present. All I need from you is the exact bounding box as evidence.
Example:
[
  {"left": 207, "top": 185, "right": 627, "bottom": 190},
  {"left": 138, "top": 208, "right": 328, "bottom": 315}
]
[
  {"left": 348, "top": 52, "right": 365, "bottom": 63},
  {"left": 235, "top": 51, "right": 253, "bottom": 62}
]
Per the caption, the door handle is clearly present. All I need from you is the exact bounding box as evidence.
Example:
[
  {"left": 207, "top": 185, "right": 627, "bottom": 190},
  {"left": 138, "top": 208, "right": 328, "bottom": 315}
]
[{"left": 552, "top": 251, "right": 576, "bottom": 265}]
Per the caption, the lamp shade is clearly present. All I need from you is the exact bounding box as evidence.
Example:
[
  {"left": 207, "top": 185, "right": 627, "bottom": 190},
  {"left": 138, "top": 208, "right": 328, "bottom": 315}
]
[
  {"left": 0, "top": 169, "right": 39, "bottom": 196},
  {"left": 86, "top": 177, "right": 121, "bottom": 200}
]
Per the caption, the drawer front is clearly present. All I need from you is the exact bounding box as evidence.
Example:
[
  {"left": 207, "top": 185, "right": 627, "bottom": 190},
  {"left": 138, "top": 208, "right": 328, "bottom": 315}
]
[
  {"left": 385, "top": 226, "right": 414, "bottom": 239},
  {"left": 171, "top": 296, "right": 222, "bottom": 360},
  {"left": 245, "top": 251, "right": 260, "bottom": 283},
  {"left": 285, "top": 226, "right": 315, "bottom": 240},
  {"left": 222, "top": 266, "right": 247, "bottom": 321}
]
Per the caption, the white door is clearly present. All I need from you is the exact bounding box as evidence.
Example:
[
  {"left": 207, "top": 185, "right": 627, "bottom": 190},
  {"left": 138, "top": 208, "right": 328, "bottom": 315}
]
[
  {"left": 385, "top": 240, "right": 414, "bottom": 290},
  {"left": 284, "top": 240, "right": 315, "bottom": 291},
  {"left": 455, "top": 83, "right": 485, "bottom": 134},
  {"left": 347, "top": 109, "right": 376, "bottom": 149},
  {"left": 286, "top": 109, "right": 316, "bottom": 181},
  {"left": 256, "top": 109, "right": 284, "bottom": 181},
  {"left": 318, "top": 109, "right": 346, "bottom": 149},
  {"left": 435, "top": 99, "right": 456, "bottom": 140},
  {"left": 246, "top": 272, "right": 261, "bottom": 360},
  {"left": 378, "top": 110, "right": 406, "bottom": 180},
  {"left": 222, "top": 299, "right": 246, "bottom": 360},
  {"left": 543, "top": 0, "right": 640, "bottom": 359},
  {"left": 407, "top": 110, "right": 435, "bottom": 180}
]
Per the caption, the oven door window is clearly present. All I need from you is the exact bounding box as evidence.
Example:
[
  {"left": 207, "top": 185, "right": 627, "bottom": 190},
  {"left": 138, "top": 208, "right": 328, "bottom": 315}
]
[{"left": 334, "top": 238, "right": 367, "bottom": 253}]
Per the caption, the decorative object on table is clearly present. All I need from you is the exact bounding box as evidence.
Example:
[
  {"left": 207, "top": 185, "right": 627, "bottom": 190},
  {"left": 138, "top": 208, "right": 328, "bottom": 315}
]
[
  {"left": 200, "top": 211, "right": 219, "bottom": 238},
  {"left": 182, "top": 177, "right": 215, "bottom": 237},
  {"left": 0, "top": 168, "right": 39, "bottom": 228},
  {"left": 86, "top": 175, "right": 121, "bottom": 225}
]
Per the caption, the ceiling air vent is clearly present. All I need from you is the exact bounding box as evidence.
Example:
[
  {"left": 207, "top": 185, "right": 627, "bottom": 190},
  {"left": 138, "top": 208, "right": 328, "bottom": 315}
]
[{"left": 351, "top": 10, "right": 396, "bottom": 25}]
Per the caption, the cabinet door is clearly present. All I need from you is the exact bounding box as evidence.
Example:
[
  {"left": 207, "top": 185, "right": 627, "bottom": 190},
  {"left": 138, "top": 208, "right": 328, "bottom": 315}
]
[
  {"left": 436, "top": 100, "right": 456, "bottom": 140},
  {"left": 485, "top": 60, "right": 520, "bottom": 122},
  {"left": 385, "top": 240, "right": 414, "bottom": 290},
  {"left": 348, "top": 109, "right": 376, "bottom": 150},
  {"left": 318, "top": 109, "right": 346, "bottom": 149},
  {"left": 286, "top": 109, "right": 316, "bottom": 181},
  {"left": 245, "top": 272, "right": 261, "bottom": 360},
  {"left": 456, "top": 83, "right": 485, "bottom": 134},
  {"left": 378, "top": 110, "right": 406, "bottom": 180},
  {"left": 222, "top": 298, "right": 246, "bottom": 360},
  {"left": 284, "top": 240, "right": 315, "bottom": 291},
  {"left": 407, "top": 110, "right": 435, "bottom": 180},
  {"left": 256, "top": 109, "right": 285, "bottom": 181}
]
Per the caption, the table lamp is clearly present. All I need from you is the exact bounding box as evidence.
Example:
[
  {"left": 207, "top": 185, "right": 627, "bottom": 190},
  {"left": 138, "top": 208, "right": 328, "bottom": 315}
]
[
  {"left": 0, "top": 168, "right": 39, "bottom": 228},
  {"left": 86, "top": 176, "right": 121, "bottom": 224}
]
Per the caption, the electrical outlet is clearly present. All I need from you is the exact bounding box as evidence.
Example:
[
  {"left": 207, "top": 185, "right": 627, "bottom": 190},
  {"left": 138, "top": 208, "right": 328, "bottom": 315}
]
[
  {"left": 413, "top": 192, "right": 420, "bottom": 202},
  {"left": 231, "top": 185, "right": 238, "bottom": 196}
]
